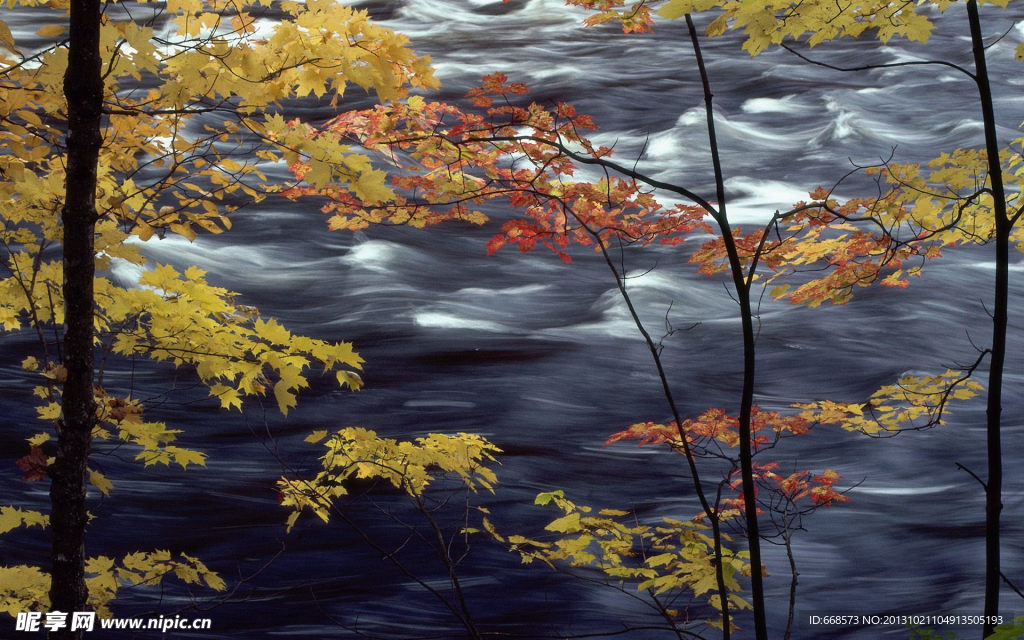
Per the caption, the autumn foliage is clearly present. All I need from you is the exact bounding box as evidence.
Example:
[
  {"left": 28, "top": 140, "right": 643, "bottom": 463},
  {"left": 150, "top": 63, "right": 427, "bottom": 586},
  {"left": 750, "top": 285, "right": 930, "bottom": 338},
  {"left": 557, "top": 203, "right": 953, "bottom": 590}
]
[
  {"left": 0, "top": 0, "right": 429, "bottom": 625},
  {"left": 268, "top": 0, "right": 1024, "bottom": 624},
  {"left": 274, "top": 62, "right": 992, "bottom": 633},
  {"left": 1, "top": 0, "right": 1021, "bottom": 637}
]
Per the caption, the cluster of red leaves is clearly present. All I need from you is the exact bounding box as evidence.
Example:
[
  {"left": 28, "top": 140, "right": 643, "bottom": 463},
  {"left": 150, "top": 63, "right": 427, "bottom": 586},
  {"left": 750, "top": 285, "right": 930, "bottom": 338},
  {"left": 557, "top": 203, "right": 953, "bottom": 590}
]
[
  {"left": 606, "top": 406, "right": 809, "bottom": 450},
  {"left": 724, "top": 464, "right": 851, "bottom": 511},
  {"left": 465, "top": 72, "right": 529, "bottom": 107},
  {"left": 564, "top": 0, "right": 658, "bottom": 33},
  {"left": 606, "top": 407, "right": 849, "bottom": 512},
  {"left": 285, "top": 73, "right": 709, "bottom": 262}
]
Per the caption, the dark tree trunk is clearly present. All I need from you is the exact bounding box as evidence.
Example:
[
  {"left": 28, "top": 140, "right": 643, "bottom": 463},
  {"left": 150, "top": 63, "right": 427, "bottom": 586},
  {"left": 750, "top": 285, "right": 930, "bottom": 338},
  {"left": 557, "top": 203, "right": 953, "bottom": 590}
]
[
  {"left": 966, "top": 2, "right": 1007, "bottom": 637},
  {"left": 50, "top": 0, "right": 103, "bottom": 636},
  {"left": 685, "top": 14, "right": 767, "bottom": 640}
]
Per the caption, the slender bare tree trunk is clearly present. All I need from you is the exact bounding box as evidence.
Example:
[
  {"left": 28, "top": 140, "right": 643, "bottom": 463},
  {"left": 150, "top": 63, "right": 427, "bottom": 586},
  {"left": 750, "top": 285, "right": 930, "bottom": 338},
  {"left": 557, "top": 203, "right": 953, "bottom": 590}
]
[
  {"left": 965, "top": 3, "right": 1007, "bottom": 637},
  {"left": 685, "top": 14, "right": 768, "bottom": 640}
]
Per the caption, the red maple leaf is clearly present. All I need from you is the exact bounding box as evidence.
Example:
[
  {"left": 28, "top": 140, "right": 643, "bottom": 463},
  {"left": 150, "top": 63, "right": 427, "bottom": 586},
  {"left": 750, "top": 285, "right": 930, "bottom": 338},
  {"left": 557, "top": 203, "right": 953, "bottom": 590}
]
[{"left": 16, "top": 446, "right": 48, "bottom": 482}]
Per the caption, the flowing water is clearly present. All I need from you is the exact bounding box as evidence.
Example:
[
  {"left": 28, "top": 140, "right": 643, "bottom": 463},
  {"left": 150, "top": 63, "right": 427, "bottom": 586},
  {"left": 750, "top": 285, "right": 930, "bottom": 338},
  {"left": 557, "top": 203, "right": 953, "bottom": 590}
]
[{"left": 4, "top": 1, "right": 1024, "bottom": 638}]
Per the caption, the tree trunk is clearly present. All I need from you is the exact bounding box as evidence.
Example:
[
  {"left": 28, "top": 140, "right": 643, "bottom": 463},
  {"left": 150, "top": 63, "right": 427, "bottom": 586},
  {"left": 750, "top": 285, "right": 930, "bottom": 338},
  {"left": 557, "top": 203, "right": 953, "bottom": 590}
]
[
  {"left": 966, "top": 3, "right": 1007, "bottom": 637},
  {"left": 684, "top": 14, "right": 768, "bottom": 639},
  {"left": 50, "top": 0, "right": 103, "bottom": 636}
]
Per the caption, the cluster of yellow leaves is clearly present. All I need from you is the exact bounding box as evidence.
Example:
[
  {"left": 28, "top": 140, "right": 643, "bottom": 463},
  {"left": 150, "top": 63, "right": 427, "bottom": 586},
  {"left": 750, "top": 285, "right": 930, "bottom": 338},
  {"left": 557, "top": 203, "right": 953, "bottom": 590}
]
[
  {"left": 0, "top": 507, "right": 48, "bottom": 535},
  {"left": 691, "top": 136, "right": 1024, "bottom": 309},
  {"left": 13, "top": 262, "right": 364, "bottom": 421},
  {"left": 98, "top": 264, "right": 364, "bottom": 415},
  {"left": 852, "top": 149, "right": 1011, "bottom": 251},
  {"left": 265, "top": 113, "right": 398, "bottom": 201},
  {"left": 278, "top": 428, "right": 501, "bottom": 531},
  {"left": 0, "top": 551, "right": 224, "bottom": 619},
  {"left": 0, "top": 0, "right": 432, "bottom": 377},
  {"left": 0, "top": 566, "right": 48, "bottom": 619},
  {"left": 795, "top": 369, "right": 984, "bottom": 435},
  {"left": 0, "top": 0, "right": 415, "bottom": 480},
  {"left": 148, "top": 0, "right": 436, "bottom": 104},
  {"left": 0, "top": 0, "right": 435, "bottom": 619},
  {"left": 16, "top": 263, "right": 365, "bottom": 495},
  {"left": 25, "top": 377, "right": 208, "bottom": 490},
  {"left": 568, "top": 1, "right": 1014, "bottom": 53},
  {"left": 94, "top": 394, "right": 207, "bottom": 473},
  {"left": 497, "top": 490, "right": 750, "bottom": 628},
  {"left": 85, "top": 551, "right": 225, "bottom": 617}
]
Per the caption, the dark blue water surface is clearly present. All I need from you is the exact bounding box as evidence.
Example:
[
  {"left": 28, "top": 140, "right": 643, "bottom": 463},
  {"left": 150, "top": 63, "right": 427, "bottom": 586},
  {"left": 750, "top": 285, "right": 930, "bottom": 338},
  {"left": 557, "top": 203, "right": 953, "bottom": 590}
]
[{"left": 4, "top": 1, "right": 1024, "bottom": 638}]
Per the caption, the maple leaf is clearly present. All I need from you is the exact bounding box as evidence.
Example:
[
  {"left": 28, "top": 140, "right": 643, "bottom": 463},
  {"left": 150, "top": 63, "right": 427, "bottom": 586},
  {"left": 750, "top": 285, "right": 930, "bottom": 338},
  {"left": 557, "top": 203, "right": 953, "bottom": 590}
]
[
  {"left": 16, "top": 446, "right": 48, "bottom": 482},
  {"left": 89, "top": 469, "right": 114, "bottom": 497}
]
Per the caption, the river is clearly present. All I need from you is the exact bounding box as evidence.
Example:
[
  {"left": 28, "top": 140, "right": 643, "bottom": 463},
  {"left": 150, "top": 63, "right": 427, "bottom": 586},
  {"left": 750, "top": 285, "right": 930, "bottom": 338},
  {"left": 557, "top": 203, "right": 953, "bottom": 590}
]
[{"left": 3, "top": 1, "right": 1024, "bottom": 638}]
